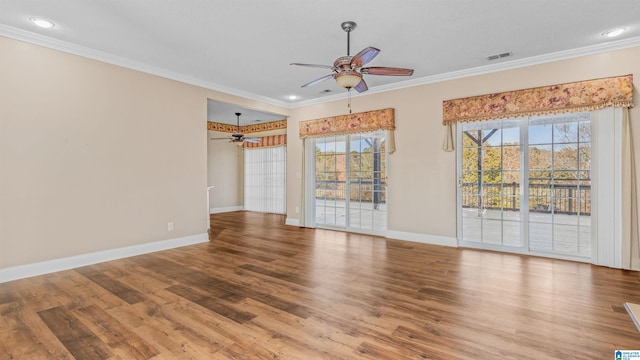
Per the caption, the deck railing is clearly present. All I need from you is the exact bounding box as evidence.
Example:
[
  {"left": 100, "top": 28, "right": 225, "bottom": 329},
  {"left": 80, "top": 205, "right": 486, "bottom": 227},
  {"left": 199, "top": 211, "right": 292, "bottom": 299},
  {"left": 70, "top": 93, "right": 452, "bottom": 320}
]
[
  {"left": 315, "top": 179, "right": 386, "bottom": 203},
  {"left": 314, "top": 180, "right": 590, "bottom": 215},
  {"left": 461, "top": 182, "right": 591, "bottom": 215}
]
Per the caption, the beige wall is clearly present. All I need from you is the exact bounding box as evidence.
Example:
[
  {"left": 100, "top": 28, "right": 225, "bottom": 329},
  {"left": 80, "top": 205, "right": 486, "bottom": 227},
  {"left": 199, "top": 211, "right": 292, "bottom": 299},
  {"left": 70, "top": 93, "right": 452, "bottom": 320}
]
[
  {"left": 286, "top": 47, "right": 640, "bottom": 249},
  {"left": 207, "top": 128, "right": 287, "bottom": 211},
  {"left": 0, "top": 36, "right": 288, "bottom": 269},
  {"left": 207, "top": 131, "right": 244, "bottom": 210}
]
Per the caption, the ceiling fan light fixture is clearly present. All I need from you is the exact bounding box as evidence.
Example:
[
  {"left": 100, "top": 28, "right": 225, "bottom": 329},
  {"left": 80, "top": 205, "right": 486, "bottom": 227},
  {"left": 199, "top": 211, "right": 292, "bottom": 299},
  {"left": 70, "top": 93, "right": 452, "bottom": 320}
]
[{"left": 335, "top": 70, "right": 362, "bottom": 89}]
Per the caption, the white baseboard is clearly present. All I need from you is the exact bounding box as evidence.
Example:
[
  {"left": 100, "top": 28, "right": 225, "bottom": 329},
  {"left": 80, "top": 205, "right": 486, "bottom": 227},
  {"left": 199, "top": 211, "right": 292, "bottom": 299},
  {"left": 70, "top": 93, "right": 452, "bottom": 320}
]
[
  {"left": 210, "top": 206, "right": 244, "bottom": 214},
  {"left": 0, "top": 233, "right": 208, "bottom": 283},
  {"left": 285, "top": 217, "right": 300, "bottom": 226},
  {"left": 386, "top": 230, "right": 457, "bottom": 247}
]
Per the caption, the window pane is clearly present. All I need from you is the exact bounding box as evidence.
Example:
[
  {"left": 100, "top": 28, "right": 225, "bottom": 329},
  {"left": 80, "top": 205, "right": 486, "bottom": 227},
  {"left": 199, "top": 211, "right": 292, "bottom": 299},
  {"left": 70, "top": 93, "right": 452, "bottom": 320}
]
[
  {"left": 579, "top": 144, "right": 591, "bottom": 170},
  {"left": 502, "top": 125, "right": 519, "bottom": 145},
  {"left": 462, "top": 148, "right": 479, "bottom": 171},
  {"left": 553, "top": 122, "right": 578, "bottom": 143},
  {"left": 579, "top": 121, "right": 591, "bottom": 142},
  {"left": 502, "top": 145, "right": 520, "bottom": 170},
  {"left": 503, "top": 220, "right": 522, "bottom": 246},
  {"left": 529, "top": 145, "right": 552, "bottom": 169},
  {"left": 482, "top": 147, "right": 502, "bottom": 170},
  {"left": 482, "top": 219, "right": 502, "bottom": 244},
  {"left": 529, "top": 124, "right": 552, "bottom": 144},
  {"left": 554, "top": 144, "right": 578, "bottom": 170},
  {"left": 530, "top": 222, "right": 552, "bottom": 251},
  {"left": 462, "top": 217, "right": 482, "bottom": 242}
]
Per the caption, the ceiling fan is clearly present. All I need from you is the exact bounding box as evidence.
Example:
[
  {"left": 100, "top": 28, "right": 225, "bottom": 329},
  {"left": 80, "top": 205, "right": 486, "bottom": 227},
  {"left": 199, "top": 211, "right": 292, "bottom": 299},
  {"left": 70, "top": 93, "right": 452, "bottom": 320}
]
[
  {"left": 290, "top": 21, "right": 414, "bottom": 93},
  {"left": 210, "top": 112, "right": 260, "bottom": 144}
]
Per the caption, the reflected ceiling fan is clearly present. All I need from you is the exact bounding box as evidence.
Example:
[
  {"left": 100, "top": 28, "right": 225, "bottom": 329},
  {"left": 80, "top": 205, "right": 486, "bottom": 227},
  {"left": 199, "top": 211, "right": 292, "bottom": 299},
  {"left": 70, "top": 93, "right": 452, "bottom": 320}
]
[
  {"left": 210, "top": 112, "right": 260, "bottom": 144},
  {"left": 290, "top": 21, "right": 414, "bottom": 93}
]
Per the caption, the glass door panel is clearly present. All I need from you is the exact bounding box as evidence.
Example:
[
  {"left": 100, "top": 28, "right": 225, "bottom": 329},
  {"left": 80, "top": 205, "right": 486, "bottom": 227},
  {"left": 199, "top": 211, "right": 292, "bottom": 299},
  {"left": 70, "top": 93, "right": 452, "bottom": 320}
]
[
  {"left": 527, "top": 114, "right": 591, "bottom": 257},
  {"left": 315, "top": 135, "right": 346, "bottom": 228},
  {"left": 314, "top": 131, "right": 387, "bottom": 233},
  {"left": 460, "top": 119, "right": 523, "bottom": 249}
]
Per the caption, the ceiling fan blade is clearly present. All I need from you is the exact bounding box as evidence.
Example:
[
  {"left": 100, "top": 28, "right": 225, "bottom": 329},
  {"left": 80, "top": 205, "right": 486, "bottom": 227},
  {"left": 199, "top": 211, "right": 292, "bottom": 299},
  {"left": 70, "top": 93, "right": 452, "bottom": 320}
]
[
  {"left": 290, "top": 63, "right": 333, "bottom": 69},
  {"left": 361, "top": 67, "right": 414, "bottom": 76},
  {"left": 301, "top": 73, "right": 335, "bottom": 88},
  {"left": 210, "top": 137, "right": 231, "bottom": 140},
  {"left": 351, "top": 47, "right": 380, "bottom": 68},
  {"left": 354, "top": 79, "right": 368, "bottom": 93},
  {"left": 244, "top": 138, "right": 260, "bottom": 143}
]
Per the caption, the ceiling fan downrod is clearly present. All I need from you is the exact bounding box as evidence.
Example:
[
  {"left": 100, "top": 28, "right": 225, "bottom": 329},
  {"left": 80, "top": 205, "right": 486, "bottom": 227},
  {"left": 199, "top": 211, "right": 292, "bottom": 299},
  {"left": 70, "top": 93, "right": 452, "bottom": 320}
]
[
  {"left": 235, "top": 112, "right": 241, "bottom": 132},
  {"left": 341, "top": 21, "right": 356, "bottom": 56}
]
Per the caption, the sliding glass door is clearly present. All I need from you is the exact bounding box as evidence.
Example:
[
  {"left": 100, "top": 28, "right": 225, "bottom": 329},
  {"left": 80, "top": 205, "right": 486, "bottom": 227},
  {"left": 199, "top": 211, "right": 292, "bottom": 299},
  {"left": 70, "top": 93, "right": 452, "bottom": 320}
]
[
  {"left": 314, "top": 131, "right": 387, "bottom": 233},
  {"left": 458, "top": 113, "right": 592, "bottom": 259}
]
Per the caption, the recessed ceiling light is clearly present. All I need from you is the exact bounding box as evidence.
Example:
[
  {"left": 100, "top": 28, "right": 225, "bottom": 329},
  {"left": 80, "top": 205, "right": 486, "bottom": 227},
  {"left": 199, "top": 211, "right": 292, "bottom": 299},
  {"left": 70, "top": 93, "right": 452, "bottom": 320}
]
[
  {"left": 287, "top": 95, "right": 298, "bottom": 100},
  {"left": 603, "top": 28, "right": 625, "bottom": 38},
  {"left": 29, "top": 17, "right": 55, "bottom": 29}
]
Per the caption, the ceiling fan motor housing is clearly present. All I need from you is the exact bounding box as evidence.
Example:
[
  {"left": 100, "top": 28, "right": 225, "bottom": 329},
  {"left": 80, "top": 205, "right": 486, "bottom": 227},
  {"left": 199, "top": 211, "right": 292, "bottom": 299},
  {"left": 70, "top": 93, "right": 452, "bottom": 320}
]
[
  {"left": 333, "top": 56, "right": 363, "bottom": 88},
  {"left": 334, "top": 56, "right": 354, "bottom": 70}
]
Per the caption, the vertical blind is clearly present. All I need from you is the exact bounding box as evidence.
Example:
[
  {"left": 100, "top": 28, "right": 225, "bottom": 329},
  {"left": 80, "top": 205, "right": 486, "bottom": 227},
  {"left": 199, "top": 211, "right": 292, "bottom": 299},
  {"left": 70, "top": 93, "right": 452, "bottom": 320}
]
[{"left": 244, "top": 146, "right": 286, "bottom": 214}]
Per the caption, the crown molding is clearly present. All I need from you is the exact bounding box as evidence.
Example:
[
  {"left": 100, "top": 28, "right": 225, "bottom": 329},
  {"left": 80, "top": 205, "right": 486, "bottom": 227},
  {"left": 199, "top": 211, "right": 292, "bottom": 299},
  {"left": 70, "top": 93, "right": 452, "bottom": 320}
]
[
  {"left": 0, "top": 24, "right": 291, "bottom": 109},
  {"left": 290, "top": 36, "right": 640, "bottom": 109},
  {"left": 2, "top": 24, "right": 639, "bottom": 111}
]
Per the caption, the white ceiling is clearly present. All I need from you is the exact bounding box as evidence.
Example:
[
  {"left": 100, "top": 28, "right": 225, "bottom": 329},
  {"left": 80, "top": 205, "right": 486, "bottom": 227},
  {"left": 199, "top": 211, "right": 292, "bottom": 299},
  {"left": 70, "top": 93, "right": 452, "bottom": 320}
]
[{"left": 2, "top": 0, "right": 640, "bottom": 124}]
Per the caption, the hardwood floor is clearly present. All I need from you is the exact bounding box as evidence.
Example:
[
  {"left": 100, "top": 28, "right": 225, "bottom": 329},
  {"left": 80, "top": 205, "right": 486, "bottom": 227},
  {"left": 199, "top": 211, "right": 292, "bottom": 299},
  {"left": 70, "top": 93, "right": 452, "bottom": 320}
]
[{"left": 2, "top": 211, "right": 640, "bottom": 359}]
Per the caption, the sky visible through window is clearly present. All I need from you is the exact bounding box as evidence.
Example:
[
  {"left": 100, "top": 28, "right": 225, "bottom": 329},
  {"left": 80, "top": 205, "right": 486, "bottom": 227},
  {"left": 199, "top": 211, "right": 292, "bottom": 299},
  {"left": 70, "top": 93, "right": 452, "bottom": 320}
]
[{"left": 463, "top": 113, "right": 590, "bottom": 147}]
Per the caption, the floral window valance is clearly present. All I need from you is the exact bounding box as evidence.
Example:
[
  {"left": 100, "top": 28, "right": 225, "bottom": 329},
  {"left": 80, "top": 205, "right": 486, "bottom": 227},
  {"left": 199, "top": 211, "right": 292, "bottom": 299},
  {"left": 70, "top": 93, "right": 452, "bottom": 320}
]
[
  {"left": 207, "top": 119, "right": 287, "bottom": 133},
  {"left": 243, "top": 134, "right": 287, "bottom": 149},
  {"left": 299, "top": 108, "right": 395, "bottom": 138},
  {"left": 442, "top": 74, "right": 634, "bottom": 124}
]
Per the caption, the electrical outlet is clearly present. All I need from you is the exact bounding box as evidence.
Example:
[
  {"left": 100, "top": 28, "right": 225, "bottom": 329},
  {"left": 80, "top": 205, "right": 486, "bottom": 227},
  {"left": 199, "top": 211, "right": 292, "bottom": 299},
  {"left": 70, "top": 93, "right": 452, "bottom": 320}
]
[
  {"left": 168, "top": 221, "right": 174, "bottom": 231},
  {"left": 295, "top": 206, "right": 299, "bottom": 213}
]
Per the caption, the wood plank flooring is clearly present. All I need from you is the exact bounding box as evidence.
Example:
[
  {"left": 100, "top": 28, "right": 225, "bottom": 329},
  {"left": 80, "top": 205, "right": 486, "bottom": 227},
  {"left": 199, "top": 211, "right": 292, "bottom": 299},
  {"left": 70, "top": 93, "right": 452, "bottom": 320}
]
[{"left": 2, "top": 210, "right": 640, "bottom": 359}]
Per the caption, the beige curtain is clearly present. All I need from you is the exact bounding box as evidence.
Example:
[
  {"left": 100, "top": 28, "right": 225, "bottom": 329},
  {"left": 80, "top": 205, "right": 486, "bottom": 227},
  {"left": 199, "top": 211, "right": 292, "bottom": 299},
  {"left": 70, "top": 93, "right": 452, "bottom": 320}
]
[
  {"left": 442, "top": 123, "right": 454, "bottom": 152},
  {"left": 299, "top": 140, "right": 306, "bottom": 228},
  {"left": 388, "top": 130, "right": 396, "bottom": 154},
  {"left": 441, "top": 74, "right": 634, "bottom": 154},
  {"left": 300, "top": 108, "right": 395, "bottom": 136},
  {"left": 242, "top": 134, "right": 286, "bottom": 149},
  {"left": 622, "top": 108, "right": 640, "bottom": 269},
  {"left": 442, "top": 74, "right": 633, "bottom": 125},
  {"left": 207, "top": 119, "right": 287, "bottom": 133}
]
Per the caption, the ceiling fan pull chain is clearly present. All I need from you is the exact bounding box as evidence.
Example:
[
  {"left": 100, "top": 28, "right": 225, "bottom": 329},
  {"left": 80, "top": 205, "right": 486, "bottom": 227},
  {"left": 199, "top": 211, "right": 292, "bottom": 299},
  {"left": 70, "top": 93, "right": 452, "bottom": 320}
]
[{"left": 348, "top": 88, "right": 352, "bottom": 114}]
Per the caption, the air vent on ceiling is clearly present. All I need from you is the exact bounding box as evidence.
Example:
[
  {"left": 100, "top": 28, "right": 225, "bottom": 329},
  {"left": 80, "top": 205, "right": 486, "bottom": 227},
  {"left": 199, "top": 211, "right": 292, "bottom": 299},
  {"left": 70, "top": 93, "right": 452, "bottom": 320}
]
[{"left": 488, "top": 52, "right": 512, "bottom": 61}]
